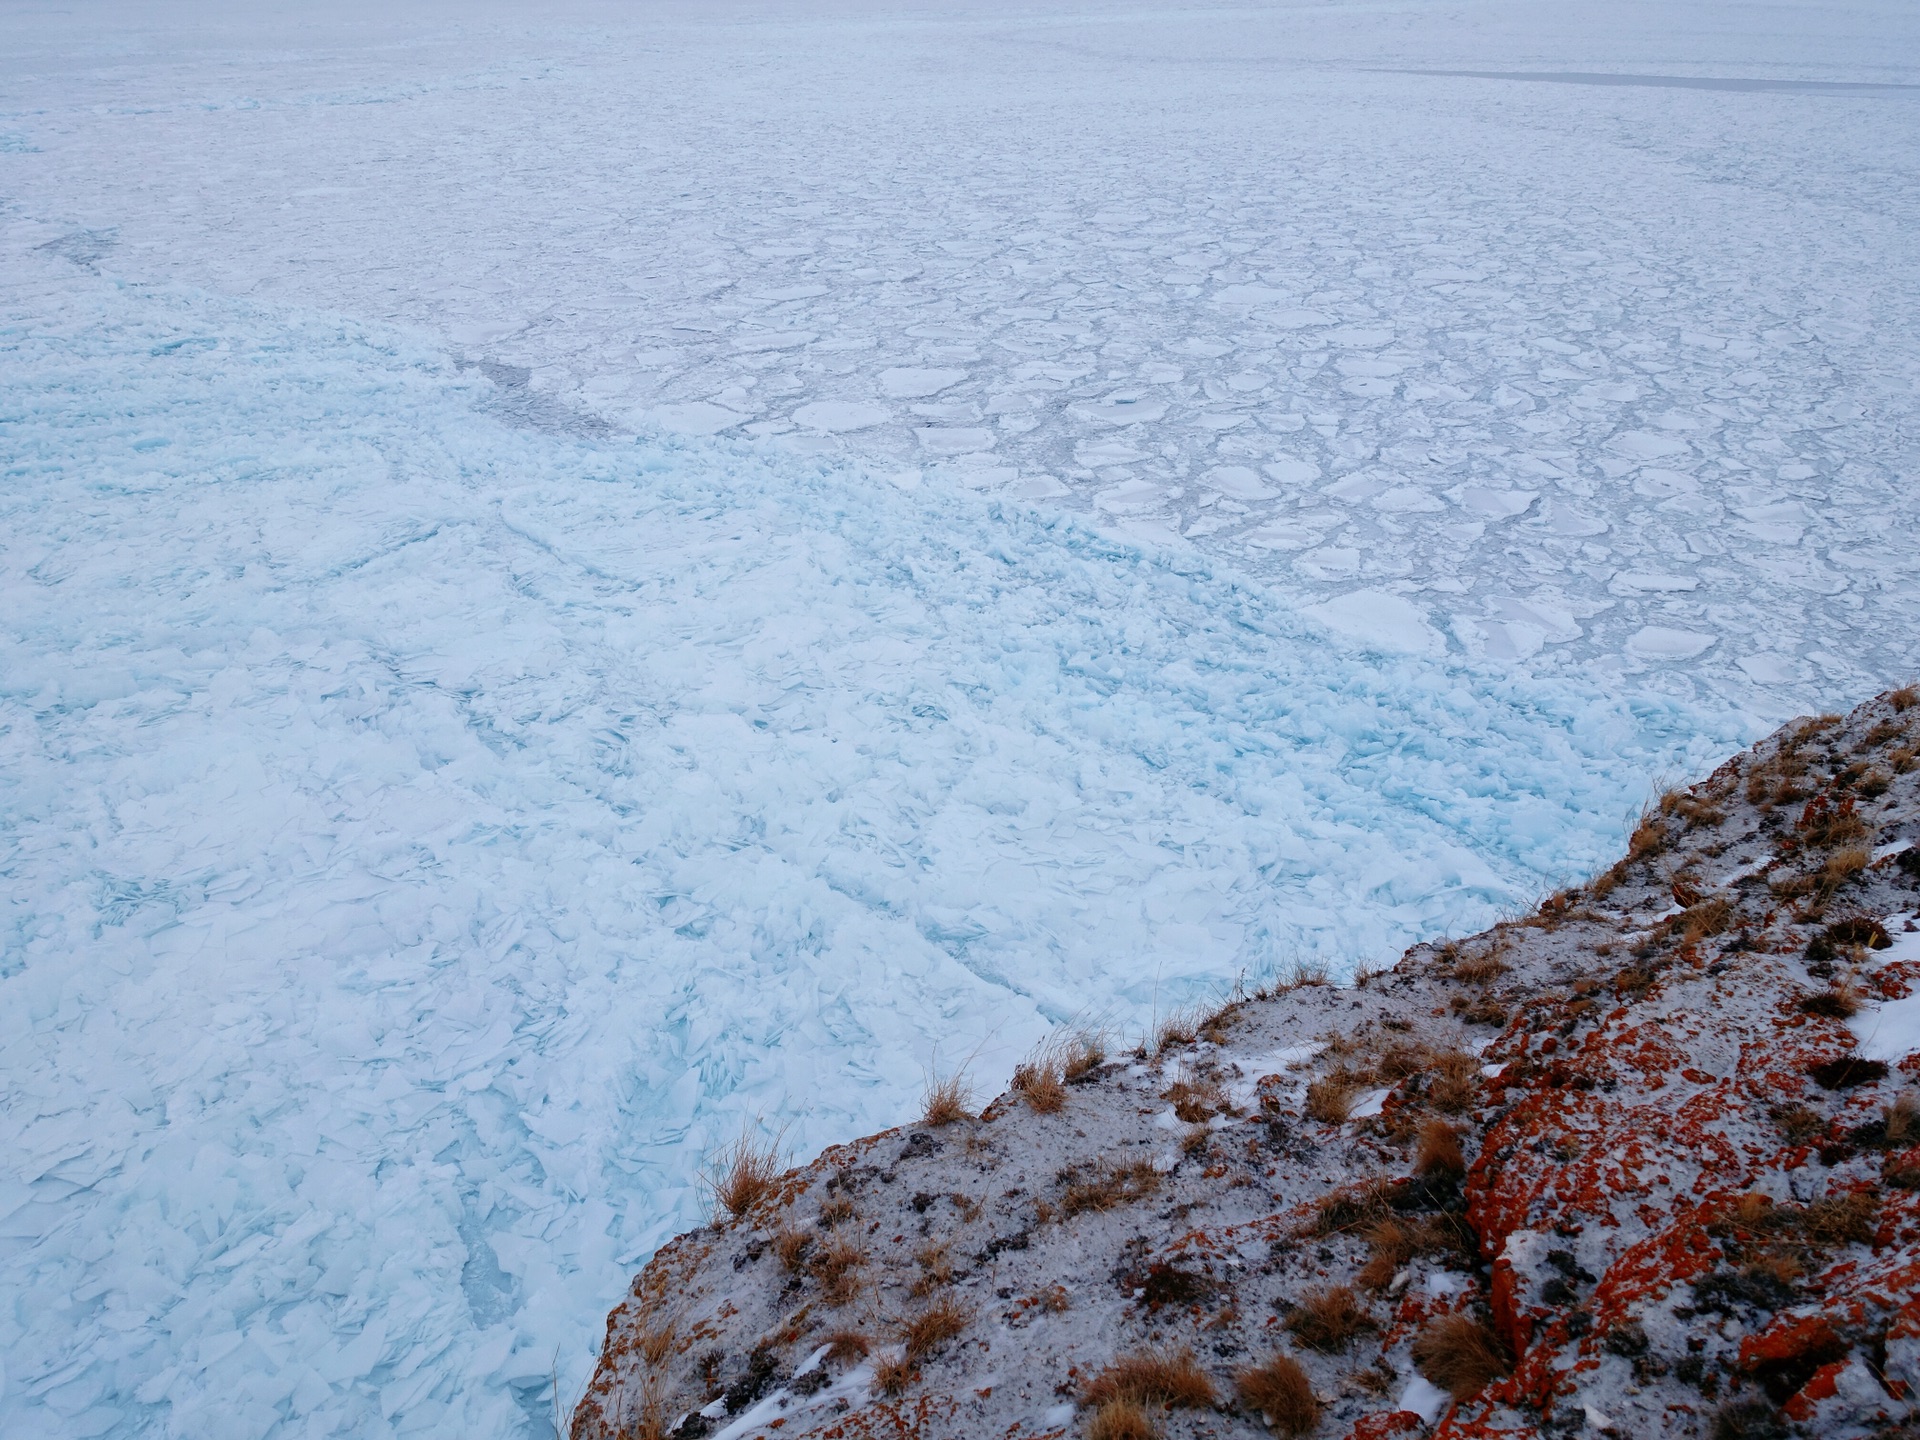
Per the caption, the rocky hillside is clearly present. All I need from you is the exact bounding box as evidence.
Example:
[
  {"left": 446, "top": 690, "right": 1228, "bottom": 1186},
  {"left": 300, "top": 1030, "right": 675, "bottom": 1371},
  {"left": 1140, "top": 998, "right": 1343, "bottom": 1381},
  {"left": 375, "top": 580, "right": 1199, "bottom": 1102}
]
[{"left": 572, "top": 688, "right": 1920, "bottom": 1440}]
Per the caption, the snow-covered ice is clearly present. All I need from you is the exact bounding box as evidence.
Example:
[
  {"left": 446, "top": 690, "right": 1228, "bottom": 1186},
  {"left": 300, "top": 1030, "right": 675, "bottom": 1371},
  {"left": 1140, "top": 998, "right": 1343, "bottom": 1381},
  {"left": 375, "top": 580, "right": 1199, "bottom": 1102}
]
[
  {"left": 2, "top": 0, "right": 1918, "bottom": 1436},
  {"left": 0, "top": 255, "right": 1740, "bottom": 1440}
]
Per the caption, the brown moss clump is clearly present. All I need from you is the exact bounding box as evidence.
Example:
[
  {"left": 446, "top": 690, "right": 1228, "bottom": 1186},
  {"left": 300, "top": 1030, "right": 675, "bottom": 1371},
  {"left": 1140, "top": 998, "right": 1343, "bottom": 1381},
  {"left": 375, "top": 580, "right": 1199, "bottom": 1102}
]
[
  {"left": 1236, "top": 1352, "right": 1318, "bottom": 1435},
  {"left": 1411, "top": 1314, "right": 1511, "bottom": 1400},
  {"left": 1060, "top": 1160, "right": 1161, "bottom": 1217},
  {"left": 1284, "top": 1285, "right": 1375, "bottom": 1353},
  {"left": 1082, "top": 1347, "right": 1216, "bottom": 1411}
]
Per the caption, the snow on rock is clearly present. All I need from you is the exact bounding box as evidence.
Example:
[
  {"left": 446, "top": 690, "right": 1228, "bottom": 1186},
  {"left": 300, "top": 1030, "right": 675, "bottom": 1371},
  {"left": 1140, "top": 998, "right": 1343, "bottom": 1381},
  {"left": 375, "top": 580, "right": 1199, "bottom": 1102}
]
[{"left": 578, "top": 687, "right": 1920, "bottom": 1440}]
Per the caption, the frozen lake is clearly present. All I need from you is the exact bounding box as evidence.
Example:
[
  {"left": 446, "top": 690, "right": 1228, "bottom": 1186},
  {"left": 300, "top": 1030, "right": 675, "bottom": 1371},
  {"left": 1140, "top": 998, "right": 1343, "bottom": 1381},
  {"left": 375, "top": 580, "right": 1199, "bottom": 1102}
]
[{"left": 2, "top": 1, "right": 1916, "bottom": 1436}]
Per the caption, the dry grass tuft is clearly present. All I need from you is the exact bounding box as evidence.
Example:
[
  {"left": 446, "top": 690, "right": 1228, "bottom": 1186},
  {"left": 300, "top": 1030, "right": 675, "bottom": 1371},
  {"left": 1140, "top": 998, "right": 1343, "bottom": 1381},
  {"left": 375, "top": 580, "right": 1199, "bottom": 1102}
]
[
  {"left": 901, "top": 1295, "right": 972, "bottom": 1362},
  {"left": 1772, "top": 1103, "right": 1826, "bottom": 1145},
  {"left": 1628, "top": 814, "right": 1668, "bottom": 861},
  {"left": 1802, "top": 1190, "right": 1877, "bottom": 1246},
  {"left": 872, "top": 1354, "right": 916, "bottom": 1396},
  {"left": 1284, "top": 1285, "right": 1375, "bottom": 1352},
  {"left": 772, "top": 1226, "right": 812, "bottom": 1273},
  {"left": 1235, "top": 1353, "right": 1318, "bottom": 1436},
  {"left": 704, "top": 1129, "right": 784, "bottom": 1222},
  {"left": 823, "top": 1330, "right": 870, "bottom": 1365},
  {"left": 1012, "top": 1058, "right": 1067, "bottom": 1114},
  {"left": 819, "top": 1194, "right": 856, "bottom": 1227},
  {"left": 910, "top": 1242, "right": 953, "bottom": 1296},
  {"left": 1064, "top": 1029, "right": 1107, "bottom": 1081},
  {"left": 1153, "top": 1003, "right": 1206, "bottom": 1055},
  {"left": 1061, "top": 1159, "right": 1161, "bottom": 1216},
  {"left": 1411, "top": 1314, "right": 1511, "bottom": 1400},
  {"left": 1085, "top": 1398, "right": 1155, "bottom": 1440},
  {"left": 1886, "top": 1093, "right": 1919, "bottom": 1147},
  {"left": 1678, "top": 897, "right": 1734, "bottom": 945},
  {"left": 812, "top": 1237, "right": 867, "bottom": 1305},
  {"left": 1082, "top": 1347, "right": 1216, "bottom": 1411},
  {"left": 1163, "top": 1077, "right": 1226, "bottom": 1123},
  {"left": 1448, "top": 949, "right": 1509, "bottom": 985},
  {"left": 1799, "top": 985, "right": 1861, "bottom": 1020},
  {"left": 1890, "top": 684, "right": 1918, "bottom": 713},
  {"left": 1415, "top": 1120, "right": 1466, "bottom": 1179},
  {"left": 1357, "top": 1215, "right": 1468, "bottom": 1290},
  {"left": 1427, "top": 1050, "right": 1481, "bottom": 1114},
  {"left": 1308, "top": 1179, "right": 1397, "bottom": 1237},
  {"left": 921, "top": 1070, "right": 975, "bottom": 1127},
  {"left": 1304, "top": 1076, "right": 1357, "bottom": 1124}
]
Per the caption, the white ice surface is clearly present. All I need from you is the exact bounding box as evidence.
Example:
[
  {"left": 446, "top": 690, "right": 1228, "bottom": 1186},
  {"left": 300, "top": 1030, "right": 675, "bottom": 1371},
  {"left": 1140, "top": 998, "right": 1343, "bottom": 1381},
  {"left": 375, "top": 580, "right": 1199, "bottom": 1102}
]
[
  {"left": 0, "top": 262, "right": 1748, "bottom": 1440},
  {"left": 5, "top": 0, "right": 1920, "bottom": 721},
  {"left": 3, "top": 1, "right": 1919, "bottom": 1437}
]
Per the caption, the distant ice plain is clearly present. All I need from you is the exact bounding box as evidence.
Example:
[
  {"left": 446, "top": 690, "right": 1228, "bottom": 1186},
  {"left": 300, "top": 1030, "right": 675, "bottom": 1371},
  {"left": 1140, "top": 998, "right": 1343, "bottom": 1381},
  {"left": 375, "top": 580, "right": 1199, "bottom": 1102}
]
[{"left": 3, "top": 1, "right": 1918, "bottom": 1436}]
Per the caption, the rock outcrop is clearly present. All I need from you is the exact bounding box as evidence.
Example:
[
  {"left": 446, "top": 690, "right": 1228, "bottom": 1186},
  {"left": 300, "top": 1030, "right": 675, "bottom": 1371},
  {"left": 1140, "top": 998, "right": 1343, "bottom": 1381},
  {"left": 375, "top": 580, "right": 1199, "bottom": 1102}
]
[{"left": 574, "top": 688, "right": 1920, "bottom": 1440}]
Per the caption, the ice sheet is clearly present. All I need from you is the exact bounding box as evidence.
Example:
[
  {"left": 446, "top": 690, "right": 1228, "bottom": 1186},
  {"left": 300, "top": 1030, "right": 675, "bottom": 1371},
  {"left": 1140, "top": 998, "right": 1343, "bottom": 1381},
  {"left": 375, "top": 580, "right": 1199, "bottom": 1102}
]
[
  {"left": 3, "top": 0, "right": 1919, "bottom": 720},
  {"left": 0, "top": 266, "right": 1746, "bottom": 1438}
]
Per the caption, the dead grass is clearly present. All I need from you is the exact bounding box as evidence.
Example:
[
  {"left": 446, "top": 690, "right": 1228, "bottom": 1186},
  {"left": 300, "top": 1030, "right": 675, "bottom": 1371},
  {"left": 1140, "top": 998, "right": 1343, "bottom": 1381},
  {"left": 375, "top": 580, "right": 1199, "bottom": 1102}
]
[
  {"left": 811, "top": 1237, "right": 867, "bottom": 1305},
  {"left": 1085, "top": 1399, "right": 1155, "bottom": 1440},
  {"left": 1799, "top": 984, "right": 1862, "bottom": 1020},
  {"left": 1448, "top": 949, "right": 1509, "bottom": 985},
  {"left": 1082, "top": 1347, "right": 1216, "bottom": 1411},
  {"left": 1308, "top": 1179, "right": 1397, "bottom": 1237},
  {"left": 1153, "top": 1003, "right": 1206, "bottom": 1055},
  {"left": 921, "top": 1070, "right": 975, "bottom": 1127},
  {"left": 823, "top": 1330, "right": 870, "bottom": 1365},
  {"left": 1357, "top": 1215, "right": 1469, "bottom": 1290},
  {"left": 1163, "top": 1077, "right": 1226, "bottom": 1123},
  {"left": 1012, "top": 1058, "right": 1067, "bottom": 1114},
  {"left": 1415, "top": 1120, "right": 1466, "bottom": 1179},
  {"left": 1628, "top": 814, "right": 1668, "bottom": 861},
  {"left": 1887, "top": 683, "right": 1918, "bottom": 712},
  {"left": 1886, "top": 1093, "right": 1919, "bottom": 1147},
  {"left": 1284, "top": 1285, "right": 1375, "bottom": 1353},
  {"left": 1802, "top": 1190, "right": 1877, "bottom": 1246},
  {"left": 1235, "top": 1352, "right": 1318, "bottom": 1436},
  {"left": 1061, "top": 1159, "right": 1161, "bottom": 1216},
  {"left": 1427, "top": 1050, "right": 1481, "bottom": 1113},
  {"left": 1678, "top": 897, "right": 1734, "bottom": 945},
  {"left": 1660, "top": 789, "right": 1726, "bottom": 830},
  {"left": 1304, "top": 1076, "right": 1357, "bottom": 1124},
  {"left": 819, "top": 1194, "right": 856, "bottom": 1227},
  {"left": 910, "top": 1243, "right": 953, "bottom": 1296},
  {"left": 1411, "top": 1314, "right": 1511, "bottom": 1400},
  {"left": 1772, "top": 1103, "right": 1826, "bottom": 1145},
  {"left": 872, "top": 1354, "right": 916, "bottom": 1396},
  {"left": 901, "top": 1295, "right": 972, "bottom": 1362},
  {"left": 772, "top": 1226, "right": 812, "bottom": 1273},
  {"left": 1064, "top": 1029, "right": 1107, "bottom": 1081},
  {"left": 704, "top": 1129, "right": 784, "bottom": 1222}
]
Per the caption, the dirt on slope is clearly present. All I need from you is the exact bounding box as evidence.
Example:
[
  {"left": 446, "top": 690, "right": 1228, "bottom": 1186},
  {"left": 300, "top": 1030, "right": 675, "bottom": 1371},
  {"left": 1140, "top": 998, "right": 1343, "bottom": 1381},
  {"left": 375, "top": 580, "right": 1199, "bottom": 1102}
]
[{"left": 574, "top": 687, "right": 1920, "bottom": 1440}]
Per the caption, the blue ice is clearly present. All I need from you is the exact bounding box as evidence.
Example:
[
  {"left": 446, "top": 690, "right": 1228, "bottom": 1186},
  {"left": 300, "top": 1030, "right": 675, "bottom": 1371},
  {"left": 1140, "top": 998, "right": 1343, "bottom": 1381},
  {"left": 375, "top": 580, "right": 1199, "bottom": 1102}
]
[{"left": 0, "top": 277, "right": 1751, "bottom": 1437}]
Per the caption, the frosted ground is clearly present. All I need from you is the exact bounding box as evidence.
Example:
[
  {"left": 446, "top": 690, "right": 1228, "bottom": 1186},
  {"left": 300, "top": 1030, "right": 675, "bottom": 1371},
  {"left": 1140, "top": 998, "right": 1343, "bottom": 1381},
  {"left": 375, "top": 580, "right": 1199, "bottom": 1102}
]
[{"left": 0, "top": 0, "right": 1916, "bottom": 1436}]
